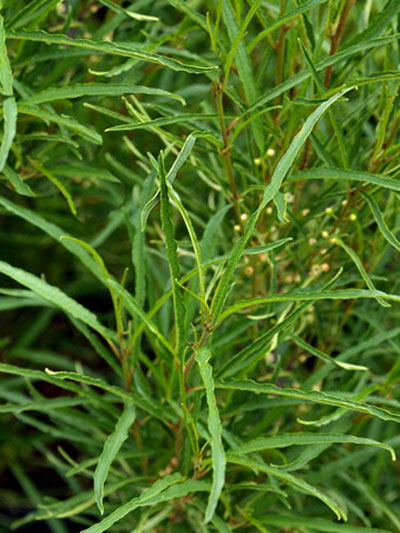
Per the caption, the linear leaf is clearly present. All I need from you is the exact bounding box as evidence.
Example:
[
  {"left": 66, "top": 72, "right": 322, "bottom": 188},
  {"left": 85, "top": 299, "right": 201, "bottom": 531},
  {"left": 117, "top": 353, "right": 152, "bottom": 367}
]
[
  {"left": 48, "top": 163, "right": 119, "bottom": 183},
  {"left": 98, "top": 0, "right": 159, "bottom": 21},
  {"left": 6, "top": 30, "right": 218, "bottom": 74},
  {"left": 1, "top": 164, "right": 35, "bottom": 196},
  {"left": 169, "top": 184, "right": 206, "bottom": 320},
  {"left": 158, "top": 153, "right": 186, "bottom": 355},
  {"left": 21, "top": 84, "right": 185, "bottom": 106},
  {"left": 291, "top": 334, "right": 368, "bottom": 371},
  {"left": 222, "top": 0, "right": 263, "bottom": 152},
  {"left": 263, "top": 513, "right": 392, "bottom": 532},
  {"left": 218, "top": 288, "right": 399, "bottom": 323},
  {"left": 81, "top": 473, "right": 184, "bottom": 533},
  {"left": 0, "top": 260, "right": 112, "bottom": 340},
  {"left": 32, "top": 161, "right": 77, "bottom": 216},
  {"left": 14, "top": 478, "right": 141, "bottom": 526},
  {"left": 141, "top": 133, "right": 197, "bottom": 229},
  {"left": 216, "top": 380, "right": 400, "bottom": 424},
  {"left": 227, "top": 453, "right": 345, "bottom": 520},
  {"left": 94, "top": 402, "right": 136, "bottom": 515},
  {"left": 0, "top": 396, "right": 86, "bottom": 414},
  {"left": 18, "top": 103, "right": 102, "bottom": 144},
  {"left": 363, "top": 192, "right": 400, "bottom": 253},
  {"left": 0, "top": 14, "right": 17, "bottom": 172},
  {"left": 200, "top": 204, "right": 231, "bottom": 262},
  {"left": 44, "top": 369, "right": 175, "bottom": 423},
  {"left": 0, "top": 196, "right": 103, "bottom": 280},
  {"left": 246, "top": 37, "right": 396, "bottom": 115},
  {"left": 7, "top": 0, "right": 60, "bottom": 29},
  {"left": 0, "top": 363, "right": 173, "bottom": 430},
  {"left": 132, "top": 171, "right": 156, "bottom": 313},
  {"left": 289, "top": 167, "right": 400, "bottom": 192},
  {"left": 233, "top": 433, "right": 395, "bottom": 461},
  {"left": 224, "top": 0, "right": 263, "bottom": 83},
  {"left": 249, "top": 0, "right": 328, "bottom": 51},
  {"left": 106, "top": 113, "right": 217, "bottom": 132},
  {"left": 335, "top": 238, "right": 389, "bottom": 308},
  {"left": 346, "top": 0, "right": 400, "bottom": 47},
  {"left": 196, "top": 348, "right": 226, "bottom": 523},
  {"left": 168, "top": 0, "right": 208, "bottom": 32}
]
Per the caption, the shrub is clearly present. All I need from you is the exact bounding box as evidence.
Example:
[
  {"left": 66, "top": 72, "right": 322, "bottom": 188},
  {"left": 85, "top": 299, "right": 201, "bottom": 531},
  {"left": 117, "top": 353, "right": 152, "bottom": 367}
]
[{"left": 1, "top": 1, "right": 400, "bottom": 532}]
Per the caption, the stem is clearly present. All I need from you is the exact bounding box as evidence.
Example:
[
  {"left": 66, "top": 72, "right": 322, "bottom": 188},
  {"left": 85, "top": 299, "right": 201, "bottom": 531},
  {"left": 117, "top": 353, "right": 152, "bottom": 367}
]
[
  {"left": 274, "top": 0, "right": 288, "bottom": 122},
  {"left": 324, "top": 0, "right": 355, "bottom": 88},
  {"left": 213, "top": 82, "right": 242, "bottom": 225}
]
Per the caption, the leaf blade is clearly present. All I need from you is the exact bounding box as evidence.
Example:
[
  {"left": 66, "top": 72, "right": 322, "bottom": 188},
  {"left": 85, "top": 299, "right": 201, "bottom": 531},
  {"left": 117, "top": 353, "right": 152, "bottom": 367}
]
[
  {"left": 233, "top": 432, "right": 395, "bottom": 461},
  {"left": 94, "top": 402, "right": 136, "bottom": 515},
  {"left": 0, "top": 14, "right": 17, "bottom": 172},
  {"left": 21, "top": 84, "right": 185, "bottom": 106},
  {"left": 196, "top": 348, "right": 226, "bottom": 523},
  {"left": 6, "top": 30, "right": 218, "bottom": 74},
  {"left": 0, "top": 260, "right": 112, "bottom": 340}
]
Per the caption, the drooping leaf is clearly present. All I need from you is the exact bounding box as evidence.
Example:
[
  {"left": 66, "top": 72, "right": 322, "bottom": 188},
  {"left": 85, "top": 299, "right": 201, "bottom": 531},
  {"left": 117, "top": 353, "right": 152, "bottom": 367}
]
[
  {"left": 363, "top": 192, "right": 400, "bottom": 253},
  {"left": 233, "top": 432, "right": 395, "bottom": 461},
  {"left": 216, "top": 380, "right": 400, "bottom": 424},
  {"left": 227, "top": 453, "right": 346, "bottom": 520},
  {"left": 0, "top": 260, "right": 112, "bottom": 340},
  {"left": 289, "top": 167, "right": 400, "bottom": 192}
]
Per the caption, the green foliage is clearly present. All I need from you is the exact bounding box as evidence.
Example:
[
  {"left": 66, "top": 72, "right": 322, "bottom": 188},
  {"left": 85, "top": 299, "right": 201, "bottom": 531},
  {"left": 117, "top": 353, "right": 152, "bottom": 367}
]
[{"left": 1, "top": 1, "right": 400, "bottom": 532}]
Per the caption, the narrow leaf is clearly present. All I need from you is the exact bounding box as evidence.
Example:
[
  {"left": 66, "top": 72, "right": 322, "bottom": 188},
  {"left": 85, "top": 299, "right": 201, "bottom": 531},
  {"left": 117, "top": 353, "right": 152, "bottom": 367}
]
[
  {"left": 0, "top": 14, "right": 17, "bottom": 172},
  {"left": 263, "top": 513, "right": 392, "bottom": 532},
  {"left": 216, "top": 380, "right": 400, "bottom": 424},
  {"left": 289, "top": 167, "right": 400, "bottom": 192},
  {"left": 0, "top": 260, "right": 112, "bottom": 340},
  {"left": 291, "top": 334, "right": 368, "bottom": 371},
  {"left": 227, "top": 453, "right": 345, "bottom": 520},
  {"left": 1, "top": 164, "right": 35, "bottom": 196},
  {"left": 158, "top": 153, "right": 186, "bottom": 355},
  {"left": 335, "top": 238, "right": 389, "bottom": 308},
  {"left": 81, "top": 473, "right": 184, "bottom": 533},
  {"left": 94, "top": 402, "right": 136, "bottom": 515},
  {"left": 7, "top": 0, "right": 60, "bottom": 29},
  {"left": 141, "top": 133, "right": 197, "bottom": 229},
  {"left": 98, "top": 0, "right": 159, "bottom": 21},
  {"left": 363, "top": 192, "right": 400, "bottom": 253},
  {"left": 6, "top": 30, "right": 218, "bottom": 74},
  {"left": 18, "top": 104, "right": 102, "bottom": 145},
  {"left": 233, "top": 432, "right": 395, "bottom": 461},
  {"left": 219, "top": 288, "right": 399, "bottom": 323},
  {"left": 222, "top": 0, "right": 264, "bottom": 152},
  {"left": 196, "top": 348, "right": 226, "bottom": 523},
  {"left": 21, "top": 84, "right": 185, "bottom": 106}
]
